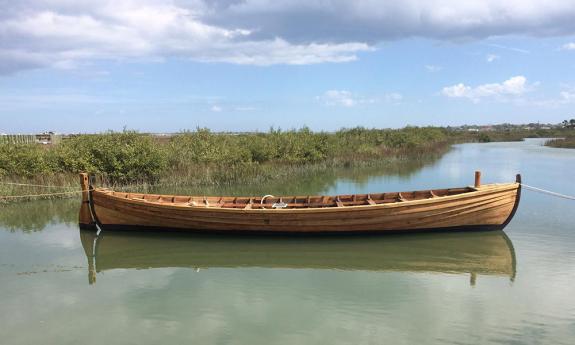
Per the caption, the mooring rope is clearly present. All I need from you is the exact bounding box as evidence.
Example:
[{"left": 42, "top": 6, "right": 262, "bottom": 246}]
[
  {"left": 0, "top": 181, "right": 76, "bottom": 188},
  {"left": 2, "top": 181, "right": 574, "bottom": 201},
  {"left": 521, "top": 183, "right": 575, "bottom": 201},
  {"left": 1, "top": 179, "right": 200, "bottom": 190},
  {"left": 0, "top": 181, "right": 82, "bottom": 199},
  {"left": 0, "top": 190, "right": 85, "bottom": 199}
]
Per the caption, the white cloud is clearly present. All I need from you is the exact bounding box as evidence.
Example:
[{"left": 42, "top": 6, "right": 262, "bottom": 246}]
[
  {"left": 560, "top": 90, "right": 575, "bottom": 101},
  {"left": 195, "top": 39, "right": 372, "bottom": 66},
  {"left": 1, "top": 1, "right": 575, "bottom": 73},
  {"left": 211, "top": 104, "right": 257, "bottom": 112},
  {"left": 484, "top": 43, "right": 530, "bottom": 54},
  {"left": 561, "top": 42, "right": 575, "bottom": 50},
  {"left": 441, "top": 78, "right": 575, "bottom": 108},
  {"left": 532, "top": 87, "right": 575, "bottom": 107},
  {"left": 206, "top": 1, "right": 575, "bottom": 41},
  {"left": 0, "top": 1, "right": 372, "bottom": 73},
  {"left": 317, "top": 90, "right": 401, "bottom": 107},
  {"left": 441, "top": 84, "right": 473, "bottom": 98},
  {"left": 486, "top": 54, "right": 500, "bottom": 62},
  {"left": 425, "top": 65, "right": 442, "bottom": 72},
  {"left": 234, "top": 106, "right": 256, "bottom": 111},
  {"left": 383, "top": 93, "right": 403, "bottom": 103},
  {"left": 319, "top": 90, "right": 358, "bottom": 107},
  {"left": 442, "top": 76, "right": 532, "bottom": 103}
]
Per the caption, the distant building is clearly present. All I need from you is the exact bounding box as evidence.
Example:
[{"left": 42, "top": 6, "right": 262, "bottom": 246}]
[
  {"left": 0, "top": 132, "right": 62, "bottom": 145},
  {"left": 36, "top": 132, "right": 62, "bottom": 145}
]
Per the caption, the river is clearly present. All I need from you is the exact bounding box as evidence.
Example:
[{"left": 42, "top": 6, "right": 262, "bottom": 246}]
[{"left": 1, "top": 139, "right": 574, "bottom": 344}]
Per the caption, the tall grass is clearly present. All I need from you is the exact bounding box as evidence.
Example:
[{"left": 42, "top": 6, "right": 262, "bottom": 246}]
[
  {"left": 1, "top": 127, "right": 452, "bottom": 202},
  {"left": 545, "top": 137, "right": 575, "bottom": 148},
  {"left": 160, "top": 126, "right": 450, "bottom": 186},
  {"left": 452, "top": 128, "right": 575, "bottom": 144}
]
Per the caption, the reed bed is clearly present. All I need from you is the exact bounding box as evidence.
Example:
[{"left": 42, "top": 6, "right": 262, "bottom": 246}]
[
  {"left": 545, "top": 137, "right": 575, "bottom": 148},
  {"left": 0, "top": 126, "right": 466, "bottom": 202}
]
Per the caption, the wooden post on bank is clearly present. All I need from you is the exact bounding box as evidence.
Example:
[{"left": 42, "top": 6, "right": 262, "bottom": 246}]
[
  {"left": 474, "top": 171, "right": 481, "bottom": 188},
  {"left": 79, "top": 173, "right": 96, "bottom": 230}
]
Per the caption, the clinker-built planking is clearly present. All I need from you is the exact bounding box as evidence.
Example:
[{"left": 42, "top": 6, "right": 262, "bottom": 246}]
[{"left": 79, "top": 171, "right": 521, "bottom": 234}]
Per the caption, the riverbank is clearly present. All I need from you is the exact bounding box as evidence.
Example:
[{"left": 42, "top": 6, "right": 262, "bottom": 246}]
[
  {"left": 1, "top": 127, "right": 450, "bottom": 201},
  {"left": 545, "top": 137, "right": 575, "bottom": 148},
  {"left": 1, "top": 126, "right": 571, "bottom": 202}
]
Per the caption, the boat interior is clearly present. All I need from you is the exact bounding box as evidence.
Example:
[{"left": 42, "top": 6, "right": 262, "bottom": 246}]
[{"left": 97, "top": 186, "right": 478, "bottom": 209}]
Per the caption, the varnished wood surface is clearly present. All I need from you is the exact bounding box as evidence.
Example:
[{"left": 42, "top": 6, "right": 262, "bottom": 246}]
[
  {"left": 78, "top": 173, "right": 94, "bottom": 229},
  {"left": 86, "top": 181, "right": 520, "bottom": 233}
]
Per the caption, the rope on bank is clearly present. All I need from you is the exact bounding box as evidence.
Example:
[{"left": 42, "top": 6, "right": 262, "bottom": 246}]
[
  {"left": 0, "top": 190, "right": 85, "bottom": 199},
  {"left": 0, "top": 181, "right": 75, "bottom": 188},
  {"left": 1, "top": 178, "right": 208, "bottom": 190},
  {"left": 0, "top": 181, "right": 83, "bottom": 200},
  {"left": 521, "top": 183, "right": 575, "bottom": 201}
]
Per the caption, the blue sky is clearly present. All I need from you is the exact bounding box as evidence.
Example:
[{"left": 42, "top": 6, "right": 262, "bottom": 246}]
[{"left": 1, "top": 0, "right": 575, "bottom": 133}]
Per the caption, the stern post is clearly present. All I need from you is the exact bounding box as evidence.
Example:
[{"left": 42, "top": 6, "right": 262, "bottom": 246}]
[{"left": 79, "top": 173, "right": 96, "bottom": 230}]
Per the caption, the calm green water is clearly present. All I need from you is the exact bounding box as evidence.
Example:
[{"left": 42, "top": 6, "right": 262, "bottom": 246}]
[{"left": 1, "top": 139, "right": 574, "bottom": 345}]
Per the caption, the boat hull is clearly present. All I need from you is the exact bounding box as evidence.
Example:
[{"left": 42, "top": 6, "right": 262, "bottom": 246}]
[{"left": 86, "top": 182, "right": 520, "bottom": 234}]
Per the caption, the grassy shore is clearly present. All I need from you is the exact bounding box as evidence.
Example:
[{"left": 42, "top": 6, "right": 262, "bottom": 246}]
[
  {"left": 0, "top": 127, "right": 451, "bottom": 201},
  {"left": 0, "top": 126, "right": 571, "bottom": 203},
  {"left": 545, "top": 137, "right": 575, "bottom": 148},
  {"left": 454, "top": 128, "right": 570, "bottom": 143}
]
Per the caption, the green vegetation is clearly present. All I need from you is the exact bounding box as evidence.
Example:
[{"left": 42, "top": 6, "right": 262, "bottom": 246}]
[
  {"left": 477, "top": 133, "right": 492, "bottom": 143},
  {"left": 54, "top": 132, "right": 167, "bottom": 184},
  {"left": 165, "top": 126, "right": 447, "bottom": 165},
  {"left": 544, "top": 119, "right": 575, "bottom": 148},
  {"left": 561, "top": 119, "right": 575, "bottom": 129},
  {"left": 2, "top": 124, "right": 573, "bottom": 202},
  {"left": 545, "top": 137, "right": 575, "bottom": 148},
  {"left": 458, "top": 128, "right": 561, "bottom": 143},
  {"left": 1, "top": 131, "right": 167, "bottom": 183},
  {"left": 1, "top": 127, "right": 449, "bottom": 198}
]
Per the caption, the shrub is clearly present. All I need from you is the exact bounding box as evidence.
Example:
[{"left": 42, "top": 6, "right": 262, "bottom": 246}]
[
  {"left": 0, "top": 143, "right": 57, "bottom": 177},
  {"left": 54, "top": 131, "right": 168, "bottom": 184},
  {"left": 1, "top": 127, "right": 450, "bottom": 184},
  {"left": 478, "top": 133, "right": 492, "bottom": 143}
]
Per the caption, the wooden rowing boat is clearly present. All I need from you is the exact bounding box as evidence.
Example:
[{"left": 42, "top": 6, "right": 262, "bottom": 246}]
[
  {"left": 79, "top": 229, "right": 516, "bottom": 285},
  {"left": 78, "top": 171, "right": 521, "bottom": 234}
]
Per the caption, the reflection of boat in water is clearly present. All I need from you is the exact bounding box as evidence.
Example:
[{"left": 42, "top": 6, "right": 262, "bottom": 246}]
[{"left": 80, "top": 230, "right": 516, "bottom": 285}]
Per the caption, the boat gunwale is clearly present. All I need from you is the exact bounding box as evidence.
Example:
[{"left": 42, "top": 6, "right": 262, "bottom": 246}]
[{"left": 91, "top": 182, "right": 520, "bottom": 214}]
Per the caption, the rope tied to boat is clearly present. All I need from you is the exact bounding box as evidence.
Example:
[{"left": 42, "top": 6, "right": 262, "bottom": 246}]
[
  {"left": 0, "top": 181, "right": 85, "bottom": 200},
  {"left": 0, "top": 181, "right": 75, "bottom": 188},
  {"left": 520, "top": 183, "right": 575, "bottom": 201},
  {"left": 0, "top": 190, "right": 86, "bottom": 199},
  {"left": 2, "top": 181, "right": 574, "bottom": 201}
]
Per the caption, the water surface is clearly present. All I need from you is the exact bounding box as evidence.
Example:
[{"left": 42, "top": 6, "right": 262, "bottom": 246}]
[{"left": 1, "top": 139, "right": 574, "bottom": 344}]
